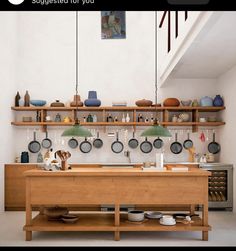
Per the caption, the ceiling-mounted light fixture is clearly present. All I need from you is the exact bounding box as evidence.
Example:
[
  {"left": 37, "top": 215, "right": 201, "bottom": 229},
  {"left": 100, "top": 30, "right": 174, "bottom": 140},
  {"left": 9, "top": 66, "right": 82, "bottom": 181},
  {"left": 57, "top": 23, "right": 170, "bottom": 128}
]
[
  {"left": 62, "top": 12, "right": 92, "bottom": 138},
  {"left": 141, "top": 12, "right": 172, "bottom": 138}
]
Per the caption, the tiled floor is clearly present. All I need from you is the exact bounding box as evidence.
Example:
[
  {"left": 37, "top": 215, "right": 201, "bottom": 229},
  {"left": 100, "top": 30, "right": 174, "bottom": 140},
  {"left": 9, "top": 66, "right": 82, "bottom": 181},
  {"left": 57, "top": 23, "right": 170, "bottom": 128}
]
[{"left": 0, "top": 211, "right": 235, "bottom": 246}]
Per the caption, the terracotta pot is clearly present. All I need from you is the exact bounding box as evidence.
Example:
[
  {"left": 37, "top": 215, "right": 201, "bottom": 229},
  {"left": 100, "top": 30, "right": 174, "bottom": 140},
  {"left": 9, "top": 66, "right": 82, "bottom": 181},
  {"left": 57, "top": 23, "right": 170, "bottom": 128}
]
[
  {"left": 135, "top": 99, "right": 153, "bottom": 107},
  {"left": 70, "top": 95, "right": 83, "bottom": 107},
  {"left": 163, "top": 98, "right": 180, "bottom": 107}
]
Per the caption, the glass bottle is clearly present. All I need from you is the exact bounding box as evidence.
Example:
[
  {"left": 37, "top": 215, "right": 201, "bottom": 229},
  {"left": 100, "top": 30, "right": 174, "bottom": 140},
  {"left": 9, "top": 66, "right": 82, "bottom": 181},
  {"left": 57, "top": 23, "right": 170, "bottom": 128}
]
[
  {"left": 126, "top": 113, "right": 130, "bottom": 123},
  {"left": 122, "top": 113, "right": 126, "bottom": 123},
  {"left": 24, "top": 90, "right": 30, "bottom": 107},
  {"left": 15, "top": 92, "right": 21, "bottom": 107}
]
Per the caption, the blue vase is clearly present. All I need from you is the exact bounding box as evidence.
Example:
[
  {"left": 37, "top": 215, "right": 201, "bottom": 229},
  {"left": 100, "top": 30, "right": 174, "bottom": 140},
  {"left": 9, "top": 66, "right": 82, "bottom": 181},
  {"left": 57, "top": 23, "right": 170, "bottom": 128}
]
[
  {"left": 200, "top": 96, "right": 213, "bottom": 107},
  {"left": 88, "top": 91, "right": 97, "bottom": 99},
  {"left": 213, "top": 95, "right": 224, "bottom": 107},
  {"left": 85, "top": 91, "right": 101, "bottom": 107}
]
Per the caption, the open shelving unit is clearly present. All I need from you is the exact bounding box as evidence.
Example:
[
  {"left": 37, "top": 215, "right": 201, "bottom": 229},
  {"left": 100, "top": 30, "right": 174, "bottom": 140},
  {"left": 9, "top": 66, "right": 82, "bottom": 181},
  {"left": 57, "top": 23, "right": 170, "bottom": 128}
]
[
  {"left": 11, "top": 106, "right": 225, "bottom": 132},
  {"left": 24, "top": 211, "right": 210, "bottom": 236}
]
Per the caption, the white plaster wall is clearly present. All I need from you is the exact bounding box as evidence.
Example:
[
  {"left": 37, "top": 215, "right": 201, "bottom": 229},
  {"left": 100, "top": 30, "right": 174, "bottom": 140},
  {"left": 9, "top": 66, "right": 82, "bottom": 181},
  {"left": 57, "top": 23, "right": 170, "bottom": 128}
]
[
  {"left": 0, "top": 12, "right": 17, "bottom": 212},
  {"left": 0, "top": 11, "right": 219, "bottom": 211},
  {"left": 217, "top": 65, "right": 236, "bottom": 211},
  {"left": 12, "top": 12, "right": 219, "bottom": 164}
]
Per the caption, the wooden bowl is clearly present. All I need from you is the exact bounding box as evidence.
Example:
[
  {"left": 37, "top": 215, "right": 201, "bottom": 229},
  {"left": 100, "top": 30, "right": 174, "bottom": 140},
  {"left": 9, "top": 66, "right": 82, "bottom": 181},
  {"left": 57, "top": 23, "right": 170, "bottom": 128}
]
[
  {"left": 44, "top": 207, "right": 69, "bottom": 220},
  {"left": 135, "top": 99, "right": 153, "bottom": 107},
  {"left": 163, "top": 98, "right": 180, "bottom": 107}
]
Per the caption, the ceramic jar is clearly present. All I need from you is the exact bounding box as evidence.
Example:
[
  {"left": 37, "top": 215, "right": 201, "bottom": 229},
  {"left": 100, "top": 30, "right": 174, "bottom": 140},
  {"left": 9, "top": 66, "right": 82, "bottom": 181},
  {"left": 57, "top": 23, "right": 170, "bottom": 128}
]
[
  {"left": 213, "top": 95, "right": 224, "bottom": 107},
  {"left": 84, "top": 91, "right": 101, "bottom": 107},
  {"left": 21, "top": 152, "right": 29, "bottom": 163},
  {"left": 163, "top": 98, "right": 180, "bottom": 107},
  {"left": 192, "top": 99, "right": 199, "bottom": 107},
  {"left": 200, "top": 96, "right": 213, "bottom": 107}
]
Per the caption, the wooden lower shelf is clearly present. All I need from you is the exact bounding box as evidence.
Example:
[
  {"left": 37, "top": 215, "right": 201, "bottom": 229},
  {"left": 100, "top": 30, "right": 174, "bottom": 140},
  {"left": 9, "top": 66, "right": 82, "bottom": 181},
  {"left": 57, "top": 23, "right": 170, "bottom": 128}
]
[{"left": 23, "top": 212, "right": 211, "bottom": 232}]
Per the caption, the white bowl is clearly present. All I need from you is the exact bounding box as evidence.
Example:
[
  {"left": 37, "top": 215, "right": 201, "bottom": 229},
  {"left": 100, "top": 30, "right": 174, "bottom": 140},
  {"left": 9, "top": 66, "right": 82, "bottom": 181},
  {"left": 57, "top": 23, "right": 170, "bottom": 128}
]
[{"left": 128, "top": 210, "right": 145, "bottom": 222}]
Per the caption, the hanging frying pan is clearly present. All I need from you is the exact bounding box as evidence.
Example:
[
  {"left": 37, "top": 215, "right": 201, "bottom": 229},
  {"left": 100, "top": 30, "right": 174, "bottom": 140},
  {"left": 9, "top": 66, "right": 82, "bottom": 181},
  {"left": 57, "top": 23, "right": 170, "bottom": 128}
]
[
  {"left": 41, "top": 131, "right": 52, "bottom": 149},
  {"left": 170, "top": 133, "right": 183, "bottom": 154},
  {"left": 93, "top": 132, "right": 103, "bottom": 149},
  {"left": 153, "top": 137, "right": 164, "bottom": 149},
  {"left": 140, "top": 137, "right": 153, "bottom": 154},
  {"left": 208, "top": 132, "right": 221, "bottom": 154},
  {"left": 111, "top": 132, "right": 124, "bottom": 154},
  {"left": 183, "top": 132, "right": 193, "bottom": 150},
  {"left": 128, "top": 131, "right": 139, "bottom": 149},
  {"left": 68, "top": 137, "right": 78, "bottom": 149},
  {"left": 28, "top": 131, "right": 41, "bottom": 153},
  {"left": 80, "top": 137, "right": 92, "bottom": 153}
]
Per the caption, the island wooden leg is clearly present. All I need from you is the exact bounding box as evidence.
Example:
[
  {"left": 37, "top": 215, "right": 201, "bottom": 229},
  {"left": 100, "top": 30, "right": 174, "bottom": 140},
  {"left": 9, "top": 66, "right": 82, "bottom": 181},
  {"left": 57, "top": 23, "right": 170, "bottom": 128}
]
[
  {"left": 25, "top": 178, "right": 32, "bottom": 241},
  {"left": 190, "top": 204, "right": 195, "bottom": 215},
  {"left": 39, "top": 206, "right": 44, "bottom": 215},
  {"left": 202, "top": 203, "right": 208, "bottom": 241},
  {"left": 114, "top": 204, "right": 120, "bottom": 241}
]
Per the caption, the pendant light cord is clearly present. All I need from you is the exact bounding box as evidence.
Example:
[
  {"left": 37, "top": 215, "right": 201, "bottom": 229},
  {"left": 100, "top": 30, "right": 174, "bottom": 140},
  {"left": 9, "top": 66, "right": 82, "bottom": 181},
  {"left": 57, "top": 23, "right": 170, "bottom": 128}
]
[
  {"left": 154, "top": 11, "right": 158, "bottom": 123},
  {"left": 75, "top": 11, "right": 79, "bottom": 123}
]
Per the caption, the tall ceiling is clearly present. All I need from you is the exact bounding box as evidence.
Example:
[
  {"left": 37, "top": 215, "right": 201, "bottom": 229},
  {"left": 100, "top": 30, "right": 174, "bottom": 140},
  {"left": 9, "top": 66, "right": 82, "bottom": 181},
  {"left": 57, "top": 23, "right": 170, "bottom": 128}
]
[{"left": 170, "top": 11, "right": 236, "bottom": 79}]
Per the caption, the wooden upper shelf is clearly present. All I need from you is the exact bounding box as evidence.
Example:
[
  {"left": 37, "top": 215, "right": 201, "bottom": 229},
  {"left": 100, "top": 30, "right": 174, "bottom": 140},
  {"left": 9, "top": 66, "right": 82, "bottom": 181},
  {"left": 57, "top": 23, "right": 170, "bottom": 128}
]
[{"left": 11, "top": 106, "right": 226, "bottom": 112}]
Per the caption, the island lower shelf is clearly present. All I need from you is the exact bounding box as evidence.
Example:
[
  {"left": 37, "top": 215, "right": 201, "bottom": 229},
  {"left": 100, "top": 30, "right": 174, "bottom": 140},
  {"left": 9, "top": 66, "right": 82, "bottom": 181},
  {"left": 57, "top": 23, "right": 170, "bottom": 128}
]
[{"left": 24, "top": 212, "right": 211, "bottom": 232}]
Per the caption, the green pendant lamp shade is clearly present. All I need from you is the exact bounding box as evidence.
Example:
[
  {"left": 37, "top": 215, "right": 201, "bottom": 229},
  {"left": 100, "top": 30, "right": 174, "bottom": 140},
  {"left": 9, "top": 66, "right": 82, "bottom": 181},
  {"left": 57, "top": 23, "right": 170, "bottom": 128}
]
[
  {"left": 61, "top": 119, "right": 92, "bottom": 137},
  {"left": 62, "top": 12, "right": 92, "bottom": 138},
  {"left": 141, "top": 12, "right": 171, "bottom": 138},
  {"left": 141, "top": 120, "right": 171, "bottom": 137}
]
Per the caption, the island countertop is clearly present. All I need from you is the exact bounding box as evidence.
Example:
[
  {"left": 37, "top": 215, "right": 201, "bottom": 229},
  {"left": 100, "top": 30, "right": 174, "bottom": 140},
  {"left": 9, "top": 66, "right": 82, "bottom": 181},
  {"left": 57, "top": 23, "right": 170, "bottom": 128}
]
[{"left": 24, "top": 167, "right": 211, "bottom": 177}]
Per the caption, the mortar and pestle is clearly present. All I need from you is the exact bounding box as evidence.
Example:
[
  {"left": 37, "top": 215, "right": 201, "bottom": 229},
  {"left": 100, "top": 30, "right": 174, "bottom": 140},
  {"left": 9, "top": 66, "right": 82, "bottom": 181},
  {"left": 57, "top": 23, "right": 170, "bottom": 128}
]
[{"left": 55, "top": 150, "right": 71, "bottom": 171}]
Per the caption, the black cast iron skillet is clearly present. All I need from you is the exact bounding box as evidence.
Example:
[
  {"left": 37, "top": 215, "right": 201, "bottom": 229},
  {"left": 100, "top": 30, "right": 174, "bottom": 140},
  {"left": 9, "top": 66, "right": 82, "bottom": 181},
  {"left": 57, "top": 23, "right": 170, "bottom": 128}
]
[
  {"left": 128, "top": 131, "right": 139, "bottom": 149},
  {"left": 111, "top": 132, "right": 124, "bottom": 154},
  {"left": 28, "top": 131, "right": 41, "bottom": 153},
  {"left": 183, "top": 132, "right": 193, "bottom": 150},
  {"left": 153, "top": 137, "right": 164, "bottom": 149},
  {"left": 208, "top": 132, "right": 221, "bottom": 154},
  {"left": 80, "top": 137, "right": 92, "bottom": 153},
  {"left": 140, "top": 137, "right": 153, "bottom": 154},
  {"left": 41, "top": 131, "right": 52, "bottom": 149},
  {"left": 68, "top": 137, "right": 78, "bottom": 149},
  {"left": 170, "top": 133, "right": 183, "bottom": 154},
  {"left": 93, "top": 132, "right": 103, "bottom": 149}
]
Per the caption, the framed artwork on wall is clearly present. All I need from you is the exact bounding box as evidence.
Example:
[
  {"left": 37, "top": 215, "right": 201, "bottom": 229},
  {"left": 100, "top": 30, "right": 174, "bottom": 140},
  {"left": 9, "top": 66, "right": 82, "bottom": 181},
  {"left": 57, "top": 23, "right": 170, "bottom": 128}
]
[{"left": 101, "top": 11, "right": 126, "bottom": 39}]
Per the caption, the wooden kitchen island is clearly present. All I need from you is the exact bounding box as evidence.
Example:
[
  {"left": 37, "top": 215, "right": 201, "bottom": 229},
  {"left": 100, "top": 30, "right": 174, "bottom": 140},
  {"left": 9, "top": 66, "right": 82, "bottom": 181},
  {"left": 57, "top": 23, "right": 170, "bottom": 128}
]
[{"left": 23, "top": 168, "right": 211, "bottom": 241}]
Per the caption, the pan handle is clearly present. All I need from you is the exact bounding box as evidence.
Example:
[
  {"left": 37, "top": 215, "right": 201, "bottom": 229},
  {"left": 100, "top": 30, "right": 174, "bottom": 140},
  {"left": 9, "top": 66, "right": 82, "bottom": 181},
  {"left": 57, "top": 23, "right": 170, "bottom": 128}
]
[
  {"left": 175, "top": 133, "right": 178, "bottom": 142},
  {"left": 33, "top": 131, "right": 37, "bottom": 141},
  {"left": 145, "top": 137, "right": 148, "bottom": 141},
  {"left": 97, "top": 131, "right": 99, "bottom": 138},
  {"left": 133, "top": 131, "right": 135, "bottom": 138},
  {"left": 116, "top": 132, "right": 119, "bottom": 141},
  {"left": 213, "top": 132, "right": 216, "bottom": 142},
  {"left": 46, "top": 131, "right": 48, "bottom": 139},
  {"left": 187, "top": 132, "right": 190, "bottom": 140}
]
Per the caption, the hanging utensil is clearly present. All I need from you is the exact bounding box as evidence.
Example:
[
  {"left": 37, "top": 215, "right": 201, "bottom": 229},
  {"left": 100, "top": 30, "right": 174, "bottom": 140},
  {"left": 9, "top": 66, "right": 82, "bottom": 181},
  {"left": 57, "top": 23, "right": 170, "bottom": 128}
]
[
  {"left": 140, "top": 137, "right": 153, "bottom": 154},
  {"left": 41, "top": 131, "right": 53, "bottom": 149},
  {"left": 111, "top": 132, "right": 124, "bottom": 154},
  {"left": 68, "top": 137, "right": 78, "bottom": 149},
  {"left": 208, "top": 131, "right": 221, "bottom": 154},
  {"left": 183, "top": 132, "right": 193, "bottom": 150},
  {"left": 170, "top": 132, "right": 183, "bottom": 154},
  {"left": 28, "top": 131, "right": 41, "bottom": 153},
  {"left": 93, "top": 131, "right": 103, "bottom": 149},
  {"left": 128, "top": 131, "right": 139, "bottom": 149},
  {"left": 153, "top": 137, "right": 164, "bottom": 149},
  {"left": 80, "top": 137, "right": 92, "bottom": 153}
]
